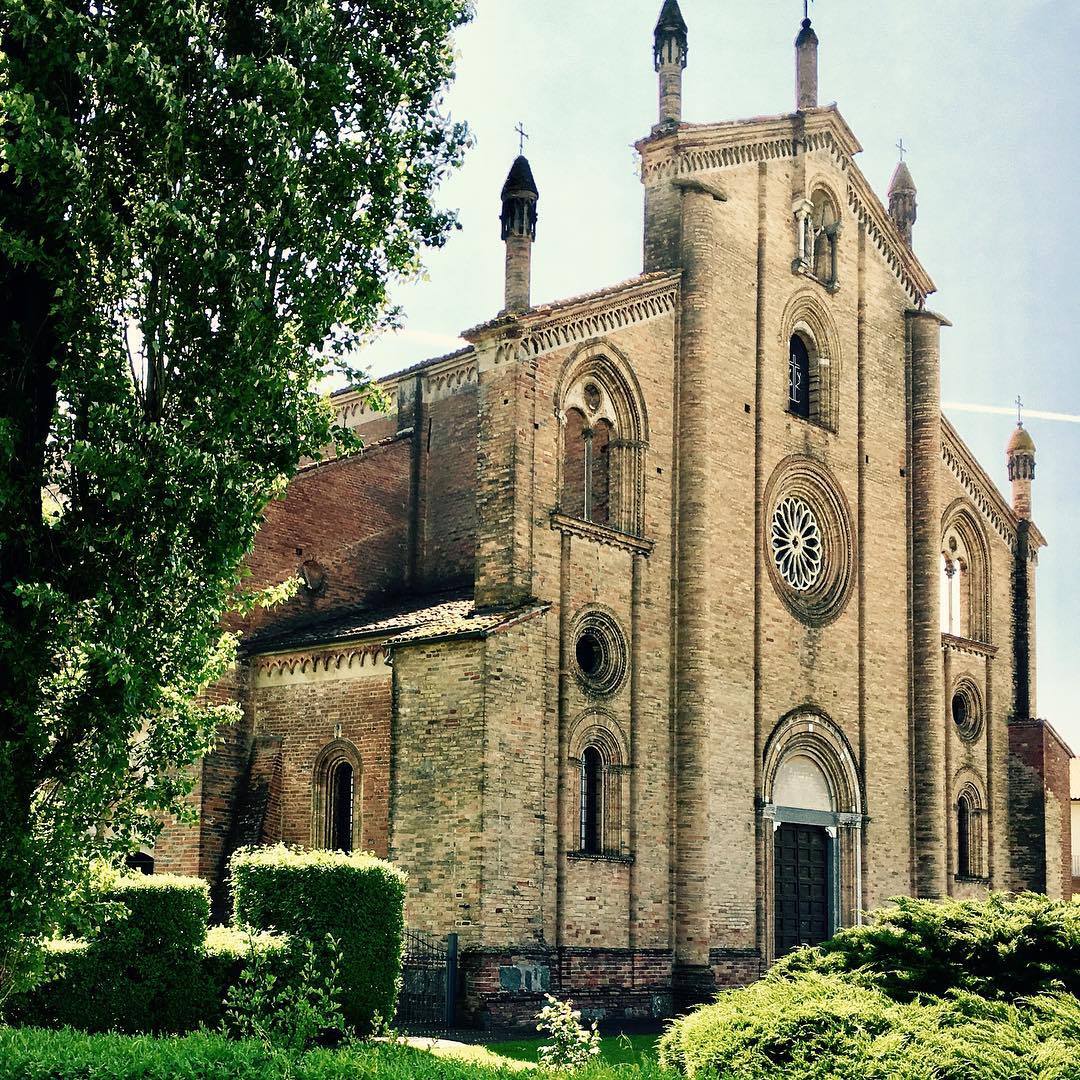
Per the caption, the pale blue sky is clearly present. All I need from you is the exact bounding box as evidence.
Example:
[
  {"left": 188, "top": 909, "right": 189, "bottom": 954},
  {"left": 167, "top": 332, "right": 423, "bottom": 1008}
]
[{"left": 358, "top": 0, "right": 1079, "bottom": 749}]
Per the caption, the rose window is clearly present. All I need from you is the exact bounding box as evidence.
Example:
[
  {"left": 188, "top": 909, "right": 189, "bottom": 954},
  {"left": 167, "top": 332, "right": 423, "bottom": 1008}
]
[{"left": 771, "top": 496, "right": 823, "bottom": 591}]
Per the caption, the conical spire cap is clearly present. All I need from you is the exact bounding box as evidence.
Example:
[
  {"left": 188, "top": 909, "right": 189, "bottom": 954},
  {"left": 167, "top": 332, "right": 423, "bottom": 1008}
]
[
  {"left": 501, "top": 155, "right": 538, "bottom": 202},
  {"left": 796, "top": 17, "right": 818, "bottom": 46},
  {"left": 654, "top": 0, "right": 688, "bottom": 69},
  {"left": 888, "top": 160, "right": 916, "bottom": 196},
  {"left": 655, "top": 0, "right": 688, "bottom": 36}
]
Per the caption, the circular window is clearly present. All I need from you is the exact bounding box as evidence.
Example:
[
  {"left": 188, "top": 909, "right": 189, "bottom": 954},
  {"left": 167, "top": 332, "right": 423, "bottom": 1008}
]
[
  {"left": 951, "top": 680, "right": 983, "bottom": 741},
  {"left": 583, "top": 383, "right": 602, "bottom": 413},
  {"left": 771, "top": 497, "right": 823, "bottom": 591},
  {"left": 764, "top": 457, "right": 855, "bottom": 627},
  {"left": 573, "top": 611, "right": 628, "bottom": 696}
]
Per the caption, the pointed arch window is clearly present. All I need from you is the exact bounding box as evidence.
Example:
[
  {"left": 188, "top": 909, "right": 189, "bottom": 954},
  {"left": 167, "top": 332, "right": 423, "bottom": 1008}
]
[
  {"left": 941, "top": 515, "right": 990, "bottom": 643},
  {"left": 557, "top": 355, "right": 648, "bottom": 537},
  {"left": 569, "top": 712, "right": 630, "bottom": 859}
]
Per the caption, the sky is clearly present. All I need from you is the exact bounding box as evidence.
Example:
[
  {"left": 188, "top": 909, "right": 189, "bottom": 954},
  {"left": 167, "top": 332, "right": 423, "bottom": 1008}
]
[{"left": 356, "top": 0, "right": 1080, "bottom": 751}]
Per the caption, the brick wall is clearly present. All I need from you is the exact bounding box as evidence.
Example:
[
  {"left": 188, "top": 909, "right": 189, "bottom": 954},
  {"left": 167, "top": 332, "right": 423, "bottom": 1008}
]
[
  {"left": 390, "top": 638, "right": 487, "bottom": 943},
  {"left": 460, "top": 947, "right": 673, "bottom": 1029},
  {"left": 1008, "top": 718, "right": 1073, "bottom": 897},
  {"left": 247, "top": 659, "right": 392, "bottom": 858},
  {"left": 236, "top": 437, "right": 412, "bottom": 638}
]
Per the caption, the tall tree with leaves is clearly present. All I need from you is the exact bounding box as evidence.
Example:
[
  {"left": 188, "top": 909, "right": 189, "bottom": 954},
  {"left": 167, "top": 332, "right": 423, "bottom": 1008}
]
[{"left": 0, "top": 0, "right": 470, "bottom": 999}]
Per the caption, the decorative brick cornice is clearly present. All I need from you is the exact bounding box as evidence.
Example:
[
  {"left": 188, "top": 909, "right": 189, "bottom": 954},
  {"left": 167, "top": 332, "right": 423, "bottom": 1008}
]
[
  {"left": 332, "top": 347, "right": 477, "bottom": 425},
  {"left": 941, "top": 416, "right": 1045, "bottom": 554},
  {"left": 252, "top": 644, "right": 388, "bottom": 687},
  {"left": 465, "top": 273, "right": 681, "bottom": 365},
  {"left": 637, "top": 108, "right": 934, "bottom": 305}
]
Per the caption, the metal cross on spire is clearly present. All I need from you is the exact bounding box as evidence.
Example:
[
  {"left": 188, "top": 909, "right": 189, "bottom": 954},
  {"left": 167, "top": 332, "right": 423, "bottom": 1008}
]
[
  {"left": 1016, "top": 394, "right": 1024, "bottom": 426},
  {"left": 515, "top": 122, "right": 529, "bottom": 157},
  {"left": 803, "top": 0, "right": 813, "bottom": 19},
  {"left": 896, "top": 137, "right": 908, "bottom": 161}
]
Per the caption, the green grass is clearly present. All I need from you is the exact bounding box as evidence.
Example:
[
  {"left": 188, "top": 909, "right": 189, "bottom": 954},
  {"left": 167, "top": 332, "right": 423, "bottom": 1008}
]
[
  {"left": 485, "top": 1033, "right": 659, "bottom": 1066},
  {"left": 0, "top": 1027, "right": 671, "bottom": 1079}
]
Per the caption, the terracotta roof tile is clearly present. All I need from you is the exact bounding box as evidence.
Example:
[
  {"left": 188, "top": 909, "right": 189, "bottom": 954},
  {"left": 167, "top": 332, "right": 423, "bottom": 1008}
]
[{"left": 244, "top": 591, "right": 548, "bottom": 656}]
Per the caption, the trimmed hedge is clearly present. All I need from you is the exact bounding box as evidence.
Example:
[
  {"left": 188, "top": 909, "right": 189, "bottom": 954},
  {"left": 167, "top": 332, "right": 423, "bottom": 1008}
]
[
  {"left": 7, "top": 875, "right": 217, "bottom": 1034},
  {"left": 230, "top": 845, "right": 407, "bottom": 1033},
  {"left": 774, "top": 892, "right": 1080, "bottom": 1002},
  {"left": 5, "top": 877, "right": 291, "bottom": 1035},
  {"left": 0, "top": 1028, "right": 533, "bottom": 1080},
  {"left": 658, "top": 971, "right": 1080, "bottom": 1079}
]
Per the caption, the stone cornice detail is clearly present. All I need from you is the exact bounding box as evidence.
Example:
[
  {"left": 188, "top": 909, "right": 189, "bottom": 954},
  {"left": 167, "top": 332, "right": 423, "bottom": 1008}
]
[
  {"left": 941, "top": 416, "right": 1043, "bottom": 555},
  {"left": 550, "top": 511, "right": 655, "bottom": 555},
  {"left": 941, "top": 633, "right": 998, "bottom": 660}
]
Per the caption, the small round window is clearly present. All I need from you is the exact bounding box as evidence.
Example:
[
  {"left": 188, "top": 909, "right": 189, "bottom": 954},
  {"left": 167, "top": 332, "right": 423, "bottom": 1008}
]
[
  {"left": 951, "top": 679, "right": 983, "bottom": 742},
  {"left": 573, "top": 611, "right": 628, "bottom": 696}
]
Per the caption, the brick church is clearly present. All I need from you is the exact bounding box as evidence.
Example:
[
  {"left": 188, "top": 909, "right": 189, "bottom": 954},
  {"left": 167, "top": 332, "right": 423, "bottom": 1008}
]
[{"left": 156, "top": 2, "right": 1074, "bottom": 1025}]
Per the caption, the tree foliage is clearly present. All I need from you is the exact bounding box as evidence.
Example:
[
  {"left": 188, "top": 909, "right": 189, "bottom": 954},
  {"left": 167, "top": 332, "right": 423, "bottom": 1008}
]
[{"left": 0, "top": 0, "right": 470, "bottom": 999}]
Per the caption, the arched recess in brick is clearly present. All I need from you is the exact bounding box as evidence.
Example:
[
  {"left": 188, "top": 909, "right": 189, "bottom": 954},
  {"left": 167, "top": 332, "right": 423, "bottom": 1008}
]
[
  {"left": 554, "top": 340, "right": 649, "bottom": 536},
  {"left": 952, "top": 767, "right": 987, "bottom": 879},
  {"left": 567, "top": 709, "right": 630, "bottom": 857},
  {"left": 779, "top": 290, "right": 842, "bottom": 433},
  {"left": 941, "top": 500, "right": 992, "bottom": 643},
  {"left": 311, "top": 738, "right": 362, "bottom": 853},
  {"left": 761, "top": 708, "right": 863, "bottom": 959}
]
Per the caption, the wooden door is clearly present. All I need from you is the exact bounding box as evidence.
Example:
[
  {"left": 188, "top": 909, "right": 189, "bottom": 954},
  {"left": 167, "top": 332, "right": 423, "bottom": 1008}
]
[{"left": 774, "top": 822, "right": 830, "bottom": 956}]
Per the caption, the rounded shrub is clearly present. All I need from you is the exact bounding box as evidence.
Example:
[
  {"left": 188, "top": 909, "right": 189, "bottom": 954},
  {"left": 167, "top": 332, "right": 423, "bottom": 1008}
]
[
  {"left": 658, "top": 972, "right": 1080, "bottom": 1079},
  {"left": 773, "top": 892, "right": 1080, "bottom": 1003},
  {"left": 229, "top": 844, "right": 407, "bottom": 1033}
]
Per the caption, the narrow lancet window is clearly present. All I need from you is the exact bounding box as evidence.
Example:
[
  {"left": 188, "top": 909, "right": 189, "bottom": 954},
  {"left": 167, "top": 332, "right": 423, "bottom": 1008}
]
[
  {"left": 580, "top": 746, "right": 604, "bottom": 854},
  {"left": 789, "top": 335, "right": 811, "bottom": 419},
  {"left": 328, "top": 759, "right": 354, "bottom": 853}
]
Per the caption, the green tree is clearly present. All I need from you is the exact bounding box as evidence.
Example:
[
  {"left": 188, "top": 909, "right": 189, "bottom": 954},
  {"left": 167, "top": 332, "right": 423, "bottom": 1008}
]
[{"left": 0, "top": 0, "right": 470, "bottom": 1001}]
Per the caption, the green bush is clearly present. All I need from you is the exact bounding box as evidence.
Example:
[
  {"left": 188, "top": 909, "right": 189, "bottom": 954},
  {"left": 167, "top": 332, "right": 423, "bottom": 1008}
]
[
  {"left": 230, "top": 845, "right": 407, "bottom": 1034},
  {"left": 6, "top": 874, "right": 217, "bottom": 1033},
  {"left": 203, "top": 926, "right": 295, "bottom": 1029},
  {"left": 658, "top": 971, "right": 1080, "bottom": 1079},
  {"left": 0, "top": 1028, "right": 538, "bottom": 1080},
  {"left": 775, "top": 892, "right": 1080, "bottom": 1003}
]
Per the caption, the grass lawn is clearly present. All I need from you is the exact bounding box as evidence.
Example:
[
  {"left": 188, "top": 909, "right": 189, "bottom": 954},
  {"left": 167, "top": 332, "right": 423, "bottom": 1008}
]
[
  {"left": 0, "top": 1027, "right": 671, "bottom": 1079},
  {"left": 484, "top": 1033, "right": 660, "bottom": 1066}
]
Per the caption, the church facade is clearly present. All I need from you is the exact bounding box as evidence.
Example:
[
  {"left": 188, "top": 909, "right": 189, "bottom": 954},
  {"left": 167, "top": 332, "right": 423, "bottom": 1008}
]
[{"left": 155, "top": 2, "right": 1073, "bottom": 1026}]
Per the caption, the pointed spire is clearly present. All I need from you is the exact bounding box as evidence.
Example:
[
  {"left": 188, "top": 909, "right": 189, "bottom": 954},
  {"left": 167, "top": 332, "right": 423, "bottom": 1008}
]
[
  {"left": 795, "top": 16, "right": 819, "bottom": 110},
  {"left": 500, "top": 154, "right": 539, "bottom": 314},
  {"left": 888, "top": 156, "right": 917, "bottom": 248},
  {"left": 654, "top": 0, "right": 688, "bottom": 126},
  {"left": 654, "top": 0, "right": 688, "bottom": 69}
]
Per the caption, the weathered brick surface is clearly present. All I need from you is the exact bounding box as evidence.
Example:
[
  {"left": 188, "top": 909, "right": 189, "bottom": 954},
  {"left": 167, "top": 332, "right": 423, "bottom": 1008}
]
[
  {"left": 154, "top": 57, "right": 1070, "bottom": 1026},
  {"left": 1008, "top": 719, "right": 1073, "bottom": 898}
]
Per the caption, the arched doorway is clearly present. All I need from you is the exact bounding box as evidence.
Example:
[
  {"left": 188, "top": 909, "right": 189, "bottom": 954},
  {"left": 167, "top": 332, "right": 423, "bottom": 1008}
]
[
  {"left": 771, "top": 754, "right": 835, "bottom": 955},
  {"left": 762, "top": 712, "right": 863, "bottom": 960}
]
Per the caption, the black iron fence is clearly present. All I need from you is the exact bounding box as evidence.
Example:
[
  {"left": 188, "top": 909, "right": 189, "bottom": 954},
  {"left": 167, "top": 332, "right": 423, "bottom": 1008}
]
[{"left": 395, "top": 929, "right": 457, "bottom": 1032}]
